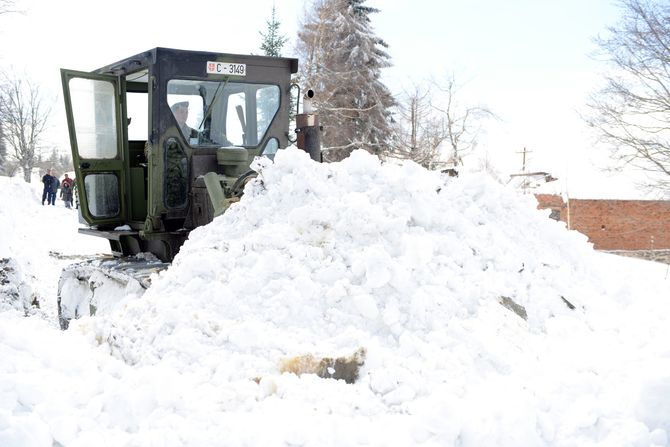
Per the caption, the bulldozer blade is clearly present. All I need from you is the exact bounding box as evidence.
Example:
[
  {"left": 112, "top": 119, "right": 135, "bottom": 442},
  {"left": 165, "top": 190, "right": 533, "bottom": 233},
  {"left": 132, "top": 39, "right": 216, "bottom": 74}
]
[{"left": 57, "top": 256, "right": 170, "bottom": 330}]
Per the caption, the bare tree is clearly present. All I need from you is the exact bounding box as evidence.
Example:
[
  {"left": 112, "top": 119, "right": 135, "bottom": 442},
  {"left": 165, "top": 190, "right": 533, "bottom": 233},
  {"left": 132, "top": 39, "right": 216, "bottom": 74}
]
[
  {"left": 430, "top": 75, "right": 495, "bottom": 167},
  {"left": 390, "top": 76, "right": 495, "bottom": 170},
  {"left": 0, "top": 73, "right": 52, "bottom": 182},
  {"left": 0, "top": 121, "right": 6, "bottom": 174},
  {"left": 0, "top": 1, "right": 22, "bottom": 176},
  {"left": 0, "top": 0, "right": 18, "bottom": 15},
  {"left": 389, "top": 83, "right": 445, "bottom": 168},
  {"left": 586, "top": 0, "right": 670, "bottom": 192}
]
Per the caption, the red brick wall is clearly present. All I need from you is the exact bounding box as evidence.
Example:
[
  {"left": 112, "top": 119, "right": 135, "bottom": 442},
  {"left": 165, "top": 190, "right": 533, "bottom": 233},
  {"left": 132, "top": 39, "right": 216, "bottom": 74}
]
[{"left": 535, "top": 195, "right": 670, "bottom": 250}]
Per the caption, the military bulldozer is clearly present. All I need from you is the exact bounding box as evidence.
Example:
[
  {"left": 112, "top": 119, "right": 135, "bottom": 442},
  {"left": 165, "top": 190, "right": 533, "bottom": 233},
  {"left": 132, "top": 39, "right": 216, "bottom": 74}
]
[{"left": 57, "top": 47, "right": 320, "bottom": 329}]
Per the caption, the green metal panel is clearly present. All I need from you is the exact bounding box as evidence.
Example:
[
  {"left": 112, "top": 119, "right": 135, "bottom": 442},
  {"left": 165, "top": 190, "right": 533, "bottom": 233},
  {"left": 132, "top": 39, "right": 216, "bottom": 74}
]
[
  {"left": 129, "top": 167, "right": 147, "bottom": 220},
  {"left": 60, "top": 69, "right": 127, "bottom": 229}
]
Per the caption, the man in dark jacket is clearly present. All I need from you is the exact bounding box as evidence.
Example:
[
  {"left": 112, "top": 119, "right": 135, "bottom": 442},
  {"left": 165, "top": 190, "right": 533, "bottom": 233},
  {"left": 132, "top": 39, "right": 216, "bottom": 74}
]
[{"left": 41, "top": 169, "right": 58, "bottom": 205}]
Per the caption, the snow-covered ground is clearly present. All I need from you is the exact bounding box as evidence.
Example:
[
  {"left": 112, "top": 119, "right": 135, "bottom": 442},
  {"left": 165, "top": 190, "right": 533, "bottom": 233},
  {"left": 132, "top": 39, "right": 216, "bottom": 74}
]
[{"left": 1, "top": 149, "right": 669, "bottom": 447}]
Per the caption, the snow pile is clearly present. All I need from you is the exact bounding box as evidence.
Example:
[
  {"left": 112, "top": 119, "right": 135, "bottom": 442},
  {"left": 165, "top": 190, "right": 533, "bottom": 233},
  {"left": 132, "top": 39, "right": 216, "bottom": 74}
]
[
  {"left": 101, "top": 150, "right": 596, "bottom": 362},
  {"left": 70, "top": 149, "right": 668, "bottom": 445},
  {"left": 1, "top": 151, "right": 669, "bottom": 446},
  {"left": 0, "top": 178, "right": 51, "bottom": 314},
  {"left": 0, "top": 257, "right": 34, "bottom": 313},
  {"left": 0, "top": 176, "right": 108, "bottom": 318}
]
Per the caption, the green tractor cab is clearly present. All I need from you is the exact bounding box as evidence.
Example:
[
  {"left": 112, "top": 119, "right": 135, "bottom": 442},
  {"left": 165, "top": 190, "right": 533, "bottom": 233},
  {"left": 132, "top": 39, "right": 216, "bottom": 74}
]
[{"left": 58, "top": 47, "right": 320, "bottom": 329}]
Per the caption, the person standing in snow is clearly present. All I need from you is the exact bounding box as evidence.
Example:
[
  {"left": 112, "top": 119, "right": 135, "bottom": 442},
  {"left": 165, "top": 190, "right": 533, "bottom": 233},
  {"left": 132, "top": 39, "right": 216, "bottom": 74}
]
[
  {"left": 41, "top": 168, "right": 58, "bottom": 206},
  {"left": 60, "top": 173, "right": 75, "bottom": 209},
  {"left": 60, "top": 177, "right": 74, "bottom": 209},
  {"left": 61, "top": 173, "right": 74, "bottom": 190}
]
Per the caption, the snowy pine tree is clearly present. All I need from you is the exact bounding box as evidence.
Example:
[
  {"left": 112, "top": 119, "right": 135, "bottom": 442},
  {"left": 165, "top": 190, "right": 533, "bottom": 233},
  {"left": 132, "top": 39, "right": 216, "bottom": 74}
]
[
  {"left": 297, "top": 0, "right": 395, "bottom": 161},
  {"left": 259, "top": 5, "right": 287, "bottom": 57}
]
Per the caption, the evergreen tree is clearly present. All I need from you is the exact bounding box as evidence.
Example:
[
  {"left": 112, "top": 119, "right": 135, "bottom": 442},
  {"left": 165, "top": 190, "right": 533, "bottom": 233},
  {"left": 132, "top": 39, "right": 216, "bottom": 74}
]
[
  {"left": 297, "top": 0, "right": 395, "bottom": 161},
  {"left": 260, "top": 5, "right": 287, "bottom": 57},
  {"left": 40, "top": 147, "right": 72, "bottom": 175}
]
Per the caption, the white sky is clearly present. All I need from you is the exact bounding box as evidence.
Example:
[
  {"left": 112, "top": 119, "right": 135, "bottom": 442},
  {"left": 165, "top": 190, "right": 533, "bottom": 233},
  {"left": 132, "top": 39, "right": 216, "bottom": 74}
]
[{"left": 0, "top": 0, "right": 653, "bottom": 198}]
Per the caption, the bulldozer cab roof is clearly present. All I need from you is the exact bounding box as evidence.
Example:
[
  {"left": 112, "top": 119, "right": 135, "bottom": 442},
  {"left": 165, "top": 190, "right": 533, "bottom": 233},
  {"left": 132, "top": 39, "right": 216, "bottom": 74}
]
[{"left": 91, "top": 47, "right": 298, "bottom": 82}]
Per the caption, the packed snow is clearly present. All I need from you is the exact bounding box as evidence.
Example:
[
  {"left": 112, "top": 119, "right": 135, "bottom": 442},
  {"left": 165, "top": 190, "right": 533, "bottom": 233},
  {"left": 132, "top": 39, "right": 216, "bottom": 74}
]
[{"left": 1, "top": 149, "right": 669, "bottom": 446}]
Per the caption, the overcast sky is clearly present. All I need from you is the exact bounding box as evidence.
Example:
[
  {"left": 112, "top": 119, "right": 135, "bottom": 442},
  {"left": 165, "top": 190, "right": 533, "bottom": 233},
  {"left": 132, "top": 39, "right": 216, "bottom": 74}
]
[{"left": 0, "top": 0, "right": 648, "bottom": 197}]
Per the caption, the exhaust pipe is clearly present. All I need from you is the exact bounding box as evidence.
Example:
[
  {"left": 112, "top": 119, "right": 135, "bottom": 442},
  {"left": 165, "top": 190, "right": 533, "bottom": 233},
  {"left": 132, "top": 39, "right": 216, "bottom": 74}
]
[{"left": 296, "top": 89, "right": 322, "bottom": 162}]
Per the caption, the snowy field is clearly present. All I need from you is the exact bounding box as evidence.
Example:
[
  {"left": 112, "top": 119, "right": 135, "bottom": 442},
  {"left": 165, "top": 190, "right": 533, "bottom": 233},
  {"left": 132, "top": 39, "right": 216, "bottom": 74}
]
[{"left": 1, "top": 149, "right": 669, "bottom": 447}]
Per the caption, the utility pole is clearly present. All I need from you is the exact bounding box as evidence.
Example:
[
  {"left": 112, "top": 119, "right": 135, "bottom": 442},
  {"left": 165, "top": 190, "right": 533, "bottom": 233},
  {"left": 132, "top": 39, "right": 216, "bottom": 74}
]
[
  {"left": 517, "top": 147, "right": 532, "bottom": 193},
  {"left": 518, "top": 147, "right": 530, "bottom": 171},
  {"left": 508, "top": 146, "right": 557, "bottom": 195}
]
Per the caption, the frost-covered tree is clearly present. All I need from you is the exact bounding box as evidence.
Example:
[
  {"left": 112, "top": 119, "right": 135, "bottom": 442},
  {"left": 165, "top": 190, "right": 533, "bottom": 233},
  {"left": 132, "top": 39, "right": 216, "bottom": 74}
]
[
  {"left": 430, "top": 75, "right": 495, "bottom": 168},
  {"left": 0, "top": 124, "right": 7, "bottom": 175},
  {"left": 587, "top": 0, "right": 670, "bottom": 193},
  {"left": 0, "top": 0, "right": 17, "bottom": 14},
  {"left": 260, "top": 5, "right": 287, "bottom": 57},
  {"left": 0, "top": 73, "right": 51, "bottom": 182},
  {"left": 390, "top": 76, "right": 495, "bottom": 170},
  {"left": 1, "top": 2, "right": 20, "bottom": 181},
  {"left": 297, "top": 0, "right": 395, "bottom": 161},
  {"left": 389, "top": 83, "right": 442, "bottom": 168}
]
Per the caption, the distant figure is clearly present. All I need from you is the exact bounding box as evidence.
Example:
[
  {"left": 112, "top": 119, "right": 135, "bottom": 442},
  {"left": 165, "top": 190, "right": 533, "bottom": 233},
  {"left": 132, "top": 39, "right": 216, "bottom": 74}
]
[
  {"left": 61, "top": 173, "right": 74, "bottom": 189},
  {"left": 60, "top": 175, "right": 74, "bottom": 209},
  {"left": 170, "top": 101, "right": 199, "bottom": 140},
  {"left": 41, "top": 169, "right": 58, "bottom": 206}
]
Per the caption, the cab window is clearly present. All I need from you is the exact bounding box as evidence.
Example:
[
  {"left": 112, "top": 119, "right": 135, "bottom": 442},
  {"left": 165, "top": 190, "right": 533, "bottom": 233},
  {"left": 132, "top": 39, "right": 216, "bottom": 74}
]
[
  {"left": 167, "top": 80, "right": 279, "bottom": 148},
  {"left": 69, "top": 78, "right": 118, "bottom": 159}
]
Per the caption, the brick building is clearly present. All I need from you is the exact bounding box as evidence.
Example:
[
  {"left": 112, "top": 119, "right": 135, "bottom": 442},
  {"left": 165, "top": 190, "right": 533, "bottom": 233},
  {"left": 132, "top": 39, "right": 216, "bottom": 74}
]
[{"left": 535, "top": 194, "right": 670, "bottom": 251}]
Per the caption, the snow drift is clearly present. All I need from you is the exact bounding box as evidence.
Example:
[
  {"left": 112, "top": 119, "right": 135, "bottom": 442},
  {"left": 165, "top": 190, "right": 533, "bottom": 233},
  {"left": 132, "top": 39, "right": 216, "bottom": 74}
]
[{"left": 2, "top": 149, "right": 670, "bottom": 446}]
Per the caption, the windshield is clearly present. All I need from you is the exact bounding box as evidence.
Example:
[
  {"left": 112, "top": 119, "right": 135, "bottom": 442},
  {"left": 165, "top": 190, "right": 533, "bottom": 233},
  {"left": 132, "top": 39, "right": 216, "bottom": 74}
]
[{"left": 167, "top": 80, "right": 280, "bottom": 148}]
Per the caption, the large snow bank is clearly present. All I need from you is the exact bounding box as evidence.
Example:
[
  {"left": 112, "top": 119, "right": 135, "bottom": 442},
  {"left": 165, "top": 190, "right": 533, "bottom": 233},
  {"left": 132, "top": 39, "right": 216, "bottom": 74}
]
[
  {"left": 1, "top": 150, "right": 669, "bottom": 446},
  {"left": 0, "top": 176, "right": 108, "bottom": 318},
  {"left": 67, "top": 149, "right": 668, "bottom": 446}
]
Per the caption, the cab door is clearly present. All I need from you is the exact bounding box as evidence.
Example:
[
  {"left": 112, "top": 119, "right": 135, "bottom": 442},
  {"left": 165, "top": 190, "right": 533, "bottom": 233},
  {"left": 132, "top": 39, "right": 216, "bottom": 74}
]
[{"left": 61, "top": 70, "right": 127, "bottom": 228}]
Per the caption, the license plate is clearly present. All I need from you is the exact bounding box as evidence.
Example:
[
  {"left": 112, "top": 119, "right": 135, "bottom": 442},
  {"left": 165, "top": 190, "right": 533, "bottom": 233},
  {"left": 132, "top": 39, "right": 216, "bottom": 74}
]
[{"left": 207, "top": 61, "right": 246, "bottom": 76}]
